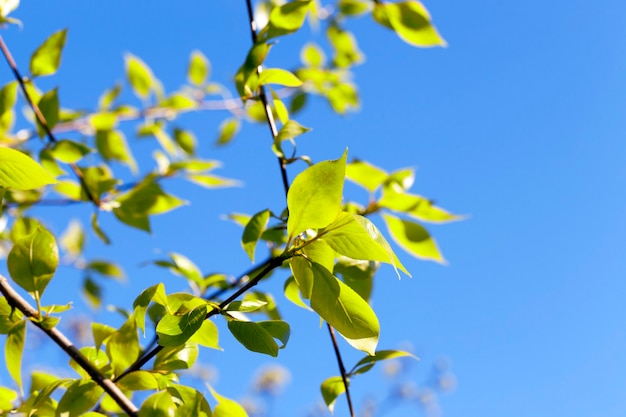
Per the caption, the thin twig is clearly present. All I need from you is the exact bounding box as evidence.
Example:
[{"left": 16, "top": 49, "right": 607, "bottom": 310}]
[
  {"left": 244, "top": 0, "right": 290, "bottom": 197},
  {"left": 327, "top": 324, "right": 356, "bottom": 417},
  {"left": 0, "top": 35, "right": 99, "bottom": 206},
  {"left": 115, "top": 255, "right": 286, "bottom": 382},
  {"left": 0, "top": 276, "right": 139, "bottom": 416}
]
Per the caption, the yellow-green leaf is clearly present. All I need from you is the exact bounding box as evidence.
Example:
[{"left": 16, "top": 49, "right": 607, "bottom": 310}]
[
  {"left": 321, "top": 376, "right": 346, "bottom": 413},
  {"left": 0, "top": 147, "right": 56, "bottom": 190},
  {"left": 7, "top": 227, "right": 59, "bottom": 295},
  {"left": 30, "top": 29, "right": 68, "bottom": 77},
  {"left": 258, "top": 68, "right": 303, "bottom": 87},
  {"left": 188, "top": 50, "right": 210, "bottom": 86},
  {"left": 373, "top": 1, "right": 446, "bottom": 47},
  {"left": 125, "top": 54, "right": 154, "bottom": 99},
  {"left": 382, "top": 213, "right": 445, "bottom": 263}
]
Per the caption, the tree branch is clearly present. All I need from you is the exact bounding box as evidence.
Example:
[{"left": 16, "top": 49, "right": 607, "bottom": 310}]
[
  {"left": 327, "top": 324, "right": 356, "bottom": 417},
  {"left": 0, "top": 35, "right": 100, "bottom": 207},
  {"left": 0, "top": 276, "right": 139, "bottom": 416}
]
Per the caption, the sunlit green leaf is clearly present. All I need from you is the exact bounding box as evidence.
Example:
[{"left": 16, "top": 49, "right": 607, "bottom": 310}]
[
  {"left": 96, "top": 129, "right": 137, "bottom": 173},
  {"left": 133, "top": 282, "right": 168, "bottom": 334},
  {"left": 379, "top": 187, "right": 464, "bottom": 223},
  {"left": 321, "top": 376, "right": 345, "bottom": 413},
  {"left": 5, "top": 320, "right": 25, "bottom": 391},
  {"left": 283, "top": 276, "right": 312, "bottom": 311},
  {"left": 346, "top": 160, "right": 388, "bottom": 191},
  {"left": 91, "top": 322, "right": 115, "bottom": 351},
  {"left": 309, "top": 261, "right": 379, "bottom": 355},
  {"left": 301, "top": 43, "right": 325, "bottom": 67},
  {"left": 157, "top": 303, "right": 207, "bottom": 346},
  {"left": 349, "top": 349, "right": 417, "bottom": 376},
  {"left": 327, "top": 24, "right": 363, "bottom": 68},
  {"left": 0, "top": 386, "right": 17, "bottom": 412},
  {"left": 187, "top": 174, "right": 240, "bottom": 189},
  {"left": 8, "top": 227, "right": 59, "bottom": 295},
  {"left": 154, "top": 342, "right": 199, "bottom": 371},
  {"left": 49, "top": 139, "right": 91, "bottom": 163},
  {"left": 167, "top": 385, "right": 212, "bottom": 417},
  {"left": 209, "top": 386, "right": 249, "bottom": 417},
  {"left": 139, "top": 390, "right": 177, "bottom": 417},
  {"left": 30, "top": 29, "right": 67, "bottom": 77},
  {"left": 106, "top": 316, "right": 140, "bottom": 377},
  {"left": 188, "top": 320, "right": 221, "bottom": 350},
  {"left": 36, "top": 88, "right": 59, "bottom": 137},
  {"left": 381, "top": 213, "right": 445, "bottom": 263},
  {"left": 320, "top": 211, "right": 409, "bottom": 277},
  {"left": 98, "top": 83, "right": 122, "bottom": 110},
  {"left": 60, "top": 219, "right": 84, "bottom": 257},
  {"left": 289, "top": 255, "right": 314, "bottom": 299},
  {"left": 118, "top": 370, "right": 161, "bottom": 391},
  {"left": 216, "top": 118, "right": 240, "bottom": 146},
  {"left": 87, "top": 260, "right": 125, "bottom": 280},
  {"left": 174, "top": 127, "right": 196, "bottom": 155},
  {"left": 275, "top": 119, "right": 311, "bottom": 141},
  {"left": 287, "top": 149, "right": 347, "bottom": 239},
  {"left": 373, "top": 1, "right": 446, "bottom": 47},
  {"left": 242, "top": 209, "right": 270, "bottom": 263},
  {"left": 334, "top": 257, "right": 377, "bottom": 302},
  {"left": 188, "top": 50, "right": 210, "bottom": 86},
  {"left": 57, "top": 379, "right": 104, "bottom": 416},
  {"left": 259, "top": 0, "right": 311, "bottom": 40},
  {"left": 258, "top": 68, "right": 302, "bottom": 87},
  {"left": 339, "top": 0, "right": 371, "bottom": 16},
  {"left": 0, "top": 147, "right": 56, "bottom": 190},
  {"left": 125, "top": 54, "right": 154, "bottom": 99}
]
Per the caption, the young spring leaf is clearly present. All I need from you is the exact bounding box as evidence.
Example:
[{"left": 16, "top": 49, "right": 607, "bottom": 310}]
[
  {"left": 372, "top": 1, "right": 446, "bottom": 47},
  {"left": 345, "top": 159, "right": 388, "bottom": 191},
  {"left": 275, "top": 119, "right": 311, "bottom": 142},
  {"left": 95, "top": 130, "right": 137, "bottom": 173},
  {"left": 139, "top": 390, "right": 177, "bottom": 417},
  {"left": 287, "top": 149, "right": 347, "bottom": 239},
  {"left": 259, "top": 0, "right": 311, "bottom": 41},
  {"left": 227, "top": 320, "right": 290, "bottom": 357},
  {"left": 188, "top": 50, "right": 210, "bottom": 86},
  {"left": 320, "top": 375, "right": 346, "bottom": 413},
  {"left": 156, "top": 303, "right": 207, "bottom": 347},
  {"left": 379, "top": 187, "right": 464, "bottom": 223},
  {"left": 0, "top": 147, "right": 56, "bottom": 190},
  {"left": 209, "top": 386, "right": 249, "bottom": 417},
  {"left": 258, "top": 68, "right": 303, "bottom": 87},
  {"left": 49, "top": 139, "right": 92, "bottom": 163},
  {"left": 30, "top": 29, "right": 68, "bottom": 77},
  {"left": 188, "top": 320, "right": 221, "bottom": 350},
  {"left": 216, "top": 118, "right": 240, "bottom": 145},
  {"left": 125, "top": 54, "right": 154, "bottom": 99},
  {"left": 349, "top": 349, "right": 418, "bottom": 376},
  {"left": 154, "top": 342, "right": 199, "bottom": 371},
  {"left": 56, "top": 380, "right": 104, "bottom": 416},
  {"left": 242, "top": 209, "right": 271, "bottom": 263},
  {"left": 0, "top": 386, "right": 17, "bottom": 412},
  {"left": 320, "top": 211, "right": 409, "bottom": 277},
  {"left": 7, "top": 227, "right": 59, "bottom": 296},
  {"left": 166, "top": 385, "right": 212, "bottom": 417},
  {"left": 308, "top": 261, "right": 379, "bottom": 355},
  {"left": 5, "top": 320, "right": 25, "bottom": 391},
  {"left": 106, "top": 316, "right": 140, "bottom": 377},
  {"left": 381, "top": 213, "right": 445, "bottom": 263},
  {"left": 36, "top": 88, "right": 59, "bottom": 137}
]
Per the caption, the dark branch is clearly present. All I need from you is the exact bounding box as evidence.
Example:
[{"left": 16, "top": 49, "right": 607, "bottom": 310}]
[{"left": 328, "top": 324, "right": 356, "bottom": 417}]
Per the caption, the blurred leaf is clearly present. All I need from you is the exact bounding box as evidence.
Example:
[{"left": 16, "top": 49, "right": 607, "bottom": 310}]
[
  {"left": 188, "top": 50, "right": 210, "bottom": 86},
  {"left": 91, "top": 212, "right": 110, "bottom": 244},
  {"left": 87, "top": 260, "right": 125, "bottom": 280},
  {"left": 287, "top": 149, "right": 346, "bottom": 239},
  {"left": 339, "top": 0, "right": 371, "bottom": 16},
  {"left": 49, "top": 139, "right": 91, "bottom": 163},
  {"left": 8, "top": 226, "right": 58, "bottom": 296},
  {"left": 382, "top": 213, "right": 445, "bottom": 263},
  {"left": 301, "top": 43, "right": 325, "bottom": 67},
  {"left": 349, "top": 349, "right": 417, "bottom": 376},
  {"left": 36, "top": 88, "right": 59, "bottom": 137},
  {"left": 95, "top": 130, "right": 137, "bottom": 173},
  {"left": 320, "top": 376, "right": 345, "bottom": 413},
  {"left": 242, "top": 209, "right": 270, "bottom": 263},
  {"left": 0, "top": 148, "right": 56, "bottom": 190},
  {"left": 98, "top": 83, "right": 122, "bottom": 110},
  {"left": 346, "top": 160, "right": 388, "bottom": 192},
  {"left": 209, "top": 386, "right": 249, "bottom": 417},
  {"left": 30, "top": 29, "right": 67, "bottom": 77},
  {"left": 125, "top": 54, "right": 154, "bottom": 99},
  {"left": 373, "top": 1, "right": 446, "bottom": 47},
  {"left": 379, "top": 187, "right": 463, "bottom": 223},
  {"left": 187, "top": 174, "right": 240, "bottom": 189},
  {"left": 216, "top": 118, "right": 240, "bottom": 146},
  {"left": 59, "top": 219, "right": 84, "bottom": 257},
  {"left": 106, "top": 316, "right": 139, "bottom": 377},
  {"left": 68, "top": 347, "right": 108, "bottom": 378},
  {"left": 309, "top": 261, "right": 379, "bottom": 355},
  {"left": 327, "top": 24, "right": 363, "bottom": 68},
  {"left": 259, "top": 0, "right": 311, "bottom": 40},
  {"left": 259, "top": 68, "right": 302, "bottom": 87},
  {"left": 174, "top": 128, "right": 196, "bottom": 155},
  {"left": 0, "top": 386, "right": 17, "bottom": 412},
  {"left": 5, "top": 320, "right": 25, "bottom": 391}
]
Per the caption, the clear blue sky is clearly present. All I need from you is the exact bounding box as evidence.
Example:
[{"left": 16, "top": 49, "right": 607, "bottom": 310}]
[{"left": 2, "top": 1, "right": 626, "bottom": 416}]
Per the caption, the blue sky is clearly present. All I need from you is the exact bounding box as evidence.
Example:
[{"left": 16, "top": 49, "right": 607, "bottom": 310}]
[{"left": 1, "top": 1, "right": 626, "bottom": 416}]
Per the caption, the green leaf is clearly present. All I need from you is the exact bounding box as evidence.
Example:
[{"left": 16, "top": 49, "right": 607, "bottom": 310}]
[
  {"left": 125, "top": 54, "right": 154, "bottom": 99},
  {"left": 0, "top": 147, "right": 56, "bottom": 190},
  {"left": 349, "top": 349, "right": 417, "bottom": 376},
  {"left": 235, "top": 42, "right": 270, "bottom": 97},
  {"left": 226, "top": 300, "right": 267, "bottom": 313},
  {"left": 154, "top": 342, "right": 199, "bottom": 371},
  {"left": 95, "top": 130, "right": 137, "bottom": 173},
  {"left": 49, "top": 139, "right": 91, "bottom": 163},
  {"left": 283, "top": 276, "right": 312, "bottom": 311},
  {"left": 133, "top": 283, "right": 168, "bottom": 334},
  {"left": 209, "top": 386, "right": 249, "bottom": 417},
  {"left": 259, "top": 0, "right": 311, "bottom": 41},
  {"left": 91, "top": 322, "right": 116, "bottom": 351},
  {"left": 37, "top": 88, "right": 60, "bottom": 136},
  {"left": 98, "top": 83, "right": 122, "bottom": 110},
  {"left": 346, "top": 160, "right": 388, "bottom": 191},
  {"left": 57, "top": 380, "right": 104, "bottom": 416},
  {"left": 287, "top": 149, "right": 347, "bottom": 239},
  {"left": 0, "top": 81, "right": 18, "bottom": 135},
  {"left": 339, "top": 0, "right": 371, "bottom": 16},
  {"left": 60, "top": 220, "right": 84, "bottom": 257},
  {"left": 155, "top": 252, "right": 203, "bottom": 286},
  {"left": 242, "top": 209, "right": 270, "bottom": 263},
  {"left": 188, "top": 50, "right": 210, "bottom": 86},
  {"left": 87, "top": 260, "right": 125, "bottom": 280},
  {"left": 174, "top": 128, "right": 196, "bottom": 155},
  {"left": 188, "top": 320, "right": 221, "bottom": 350},
  {"left": 379, "top": 187, "right": 464, "bottom": 223},
  {"left": 0, "top": 386, "right": 17, "bottom": 412},
  {"left": 30, "top": 29, "right": 68, "bottom": 77},
  {"left": 381, "top": 213, "right": 445, "bottom": 263},
  {"left": 320, "top": 211, "right": 409, "bottom": 277},
  {"left": 327, "top": 24, "right": 363, "bottom": 68},
  {"left": 91, "top": 212, "right": 110, "bottom": 244},
  {"left": 289, "top": 256, "right": 314, "bottom": 299},
  {"left": 320, "top": 376, "right": 346, "bottom": 413},
  {"left": 227, "top": 320, "right": 289, "bottom": 357},
  {"left": 5, "top": 320, "right": 25, "bottom": 391},
  {"left": 118, "top": 371, "right": 161, "bottom": 391},
  {"left": 106, "top": 316, "right": 140, "bottom": 377},
  {"left": 166, "top": 386, "right": 212, "bottom": 417},
  {"left": 372, "top": 1, "right": 446, "bottom": 47},
  {"left": 186, "top": 174, "right": 240, "bottom": 189},
  {"left": 275, "top": 119, "right": 311, "bottom": 141},
  {"left": 216, "top": 118, "right": 240, "bottom": 146},
  {"left": 139, "top": 391, "right": 177, "bottom": 417},
  {"left": 7, "top": 227, "right": 59, "bottom": 296},
  {"left": 309, "top": 261, "right": 379, "bottom": 355},
  {"left": 334, "top": 257, "right": 377, "bottom": 302},
  {"left": 301, "top": 43, "right": 325, "bottom": 67},
  {"left": 156, "top": 303, "right": 207, "bottom": 346},
  {"left": 258, "top": 68, "right": 302, "bottom": 87}
]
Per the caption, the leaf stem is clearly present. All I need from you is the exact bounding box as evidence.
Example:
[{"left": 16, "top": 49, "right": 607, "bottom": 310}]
[
  {"left": 0, "top": 35, "right": 100, "bottom": 207},
  {"left": 0, "top": 275, "right": 139, "bottom": 416},
  {"left": 327, "top": 324, "right": 356, "bottom": 417}
]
